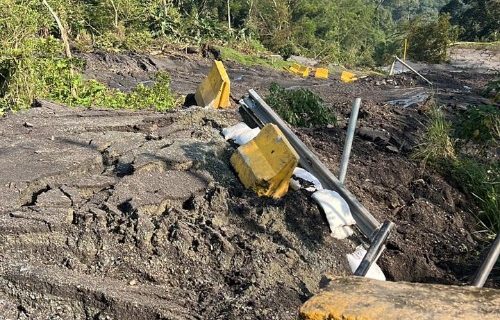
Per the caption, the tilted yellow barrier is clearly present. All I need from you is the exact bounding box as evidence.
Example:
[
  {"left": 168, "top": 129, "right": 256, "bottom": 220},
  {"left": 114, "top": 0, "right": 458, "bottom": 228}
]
[
  {"left": 195, "top": 60, "right": 231, "bottom": 108},
  {"left": 314, "top": 68, "right": 329, "bottom": 79},
  {"left": 341, "top": 71, "right": 357, "bottom": 83},
  {"left": 230, "top": 124, "right": 299, "bottom": 198},
  {"left": 289, "top": 63, "right": 310, "bottom": 77}
]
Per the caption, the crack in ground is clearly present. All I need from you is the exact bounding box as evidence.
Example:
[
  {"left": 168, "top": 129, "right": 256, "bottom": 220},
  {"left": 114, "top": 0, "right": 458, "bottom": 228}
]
[{"left": 21, "top": 185, "right": 51, "bottom": 207}]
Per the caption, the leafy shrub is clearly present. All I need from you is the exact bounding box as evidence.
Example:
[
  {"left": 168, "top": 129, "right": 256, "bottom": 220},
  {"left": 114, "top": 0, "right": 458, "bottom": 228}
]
[
  {"left": 406, "top": 15, "right": 459, "bottom": 63},
  {"left": 65, "top": 71, "right": 176, "bottom": 111},
  {"left": 0, "top": 36, "right": 176, "bottom": 114},
  {"left": 449, "top": 159, "right": 499, "bottom": 233},
  {"left": 455, "top": 105, "right": 500, "bottom": 143},
  {"left": 0, "top": 37, "right": 74, "bottom": 112},
  {"left": 266, "top": 83, "right": 336, "bottom": 127},
  {"left": 483, "top": 78, "right": 500, "bottom": 103}
]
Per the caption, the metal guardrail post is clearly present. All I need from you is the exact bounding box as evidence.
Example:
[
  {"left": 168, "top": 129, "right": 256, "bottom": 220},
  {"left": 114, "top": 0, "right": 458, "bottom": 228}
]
[
  {"left": 339, "top": 98, "right": 361, "bottom": 184},
  {"left": 241, "top": 89, "right": 383, "bottom": 239},
  {"left": 472, "top": 233, "right": 500, "bottom": 288},
  {"left": 394, "top": 56, "right": 433, "bottom": 86},
  {"left": 354, "top": 221, "right": 394, "bottom": 277}
]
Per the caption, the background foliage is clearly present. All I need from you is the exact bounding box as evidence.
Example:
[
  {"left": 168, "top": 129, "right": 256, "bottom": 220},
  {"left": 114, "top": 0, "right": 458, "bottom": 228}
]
[{"left": 0, "top": 0, "right": 498, "bottom": 114}]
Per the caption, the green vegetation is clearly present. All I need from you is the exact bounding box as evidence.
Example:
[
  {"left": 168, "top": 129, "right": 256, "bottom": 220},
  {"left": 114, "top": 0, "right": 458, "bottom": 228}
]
[
  {"left": 218, "top": 47, "right": 293, "bottom": 70},
  {"left": 266, "top": 83, "right": 336, "bottom": 127},
  {"left": 483, "top": 78, "right": 500, "bottom": 103},
  {"left": 406, "top": 15, "right": 458, "bottom": 63},
  {"left": 413, "top": 106, "right": 456, "bottom": 163},
  {"left": 449, "top": 159, "right": 499, "bottom": 233},
  {"left": 383, "top": 0, "right": 449, "bottom": 20},
  {"left": 456, "top": 105, "right": 500, "bottom": 143},
  {"left": 0, "top": 0, "right": 177, "bottom": 114},
  {"left": 441, "top": 0, "right": 499, "bottom": 42},
  {"left": 414, "top": 105, "right": 500, "bottom": 233}
]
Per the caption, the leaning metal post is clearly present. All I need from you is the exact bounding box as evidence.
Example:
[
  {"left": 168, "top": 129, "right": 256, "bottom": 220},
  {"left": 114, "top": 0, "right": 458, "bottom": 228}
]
[
  {"left": 339, "top": 98, "right": 361, "bottom": 185},
  {"left": 354, "top": 221, "right": 394, "bottom": 277},
  {"left": 242, "top": 90, "right": 382, "bottom": 239},
  {"left": 472, "top": 233, "right": 500, "bottom": 288}
]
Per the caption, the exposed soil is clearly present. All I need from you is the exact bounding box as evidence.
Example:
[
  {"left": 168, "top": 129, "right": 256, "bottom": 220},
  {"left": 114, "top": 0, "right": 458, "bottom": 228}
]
[
  {"left": 0, "top": 48, "right": 498, "bottom": 319},
  {"left": 0, "top": 101, "right": 356, "bottom": 319}
]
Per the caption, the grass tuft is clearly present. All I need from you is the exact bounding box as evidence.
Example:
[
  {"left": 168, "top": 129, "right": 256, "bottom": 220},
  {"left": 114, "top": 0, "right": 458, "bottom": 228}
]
[
  {"left": 414, "top": 104, "right": 499, "bottom": 234},
  {"left": 413, "top": 106, "right": 456, "bottom": 163},
  {"left": 449, "top": 159, "right": 499, "bottom": 234},
  {"left": 266, "top": 83, "right": 336, "bottom": 128}
]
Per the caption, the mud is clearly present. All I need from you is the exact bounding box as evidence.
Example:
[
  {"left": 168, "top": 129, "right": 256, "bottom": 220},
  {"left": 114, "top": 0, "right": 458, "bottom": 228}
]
[
  {"left": 0, "top": 101, "right": 354, "bottom": 319},
  {"left": 0, "top": 48, "right": 498, "bottom": 319}
]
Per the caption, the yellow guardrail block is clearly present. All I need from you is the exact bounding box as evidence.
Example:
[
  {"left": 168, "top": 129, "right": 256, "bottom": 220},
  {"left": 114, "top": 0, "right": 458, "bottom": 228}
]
[
  {"left": 289, "top": 63, "right": 301, "bottom": 74},
  {"left": 195, "top": 60, "right": 231, "bottom": 108},
  {"left": 300, "top": 276, "right": 500, "bottom": 320},
  {"left": 230, "top": 124, "right": 299, "bottom": 198},
  {"left": 315, "top": 68, "right": 329, "bottom": 79},
  {"left": 341, "top": 71, "right": 357, "bottom": 83},
  {"left": 289, "top": 63, "right": 310, "bottom": 77}
]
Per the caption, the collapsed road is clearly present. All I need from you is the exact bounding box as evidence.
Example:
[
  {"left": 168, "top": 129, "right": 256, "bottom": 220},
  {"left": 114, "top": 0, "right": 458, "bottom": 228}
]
[
  {"left": 0, "top": 100, "right": 358, "bottom": 319},
  {"left": 0, "top": 48, "right": 498, "bottom": 318}
]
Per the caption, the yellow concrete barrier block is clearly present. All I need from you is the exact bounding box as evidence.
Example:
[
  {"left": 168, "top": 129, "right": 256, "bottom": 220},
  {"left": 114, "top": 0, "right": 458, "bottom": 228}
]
[
  {"left": 230, "top": 124, "right": 299, "bottom": 198},
  {"left": 300, "top": 276, "right": 500, "bottom": 320},
  {"left": 289, "top": 63, "right": 301, "bottom": 75},
  {"left": 315, "top": 68, "right": 329, "bottom": 79},
  {"left": 195, "top": 60, "right": 231, "bottom": 108},
  {"left": 299, "top": 65, "right": 310, "bottom": 77},
  {"left": 340, "top": 71, "right": 357, "bottom": 83},
  {"left": 289, "top": 63, "right": 310, "bottom": 77}
]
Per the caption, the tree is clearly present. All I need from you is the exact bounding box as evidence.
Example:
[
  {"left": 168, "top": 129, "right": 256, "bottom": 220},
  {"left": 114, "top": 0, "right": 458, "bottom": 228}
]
[
  {"left": 406, "top": 14, "right": 458, "bottom": 63},
  {"left": 441, "top": 0, "right": 500, "bottom": 41}
]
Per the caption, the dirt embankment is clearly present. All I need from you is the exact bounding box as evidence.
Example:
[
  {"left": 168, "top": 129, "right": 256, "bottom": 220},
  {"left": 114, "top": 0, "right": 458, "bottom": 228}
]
[{"left": 0, "top": 49, "right": 498, "bottom": 319}]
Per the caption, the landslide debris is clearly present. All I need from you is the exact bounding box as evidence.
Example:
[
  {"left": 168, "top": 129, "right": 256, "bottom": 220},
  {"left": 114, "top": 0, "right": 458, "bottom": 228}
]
[{"left": 0, "top": 100, "right": 354, "bottom": 319}]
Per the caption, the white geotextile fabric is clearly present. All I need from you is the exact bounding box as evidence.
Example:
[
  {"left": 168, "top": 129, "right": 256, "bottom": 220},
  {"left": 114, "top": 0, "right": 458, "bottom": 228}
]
[
  {"left": 223, "top": 124, "right": 357, "bottom": 240},
  {"left": 311, "top": 189, "right": 356, "bottom": 239},
  {"left": 346, "top": 246, "right": 386, "bottom": 281},
  {"left": 222, "top": 122, "right": 260, "bottom": 145},
  {"left": 291, "top": 168, "right": 323, "bottom": 192}
]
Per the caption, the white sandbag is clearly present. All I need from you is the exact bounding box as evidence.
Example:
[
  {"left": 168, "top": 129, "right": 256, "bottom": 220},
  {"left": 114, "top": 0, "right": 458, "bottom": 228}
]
[
  {"left": 346, "top": 246, "right": 386, "bottom": 281},
  {"left": 222, "top": 123, "right": 260, "bottom": 145},
  {"left": 222, "top": 123, "right": 251, "bottom": 141},
  {"left": 331, "top": 225, "right": 354, "bottom": 239},
  {"left": 292, "top": 168, "right": 323, "bottom": 191},
  {"left": 233, "top": 127, "right": 260, "bottom": 145},
  {"left": 312, "top": 189, "right": 355, "bottom": 239},
  {"left": 290, "top": 178, "right": 302, "bottom": 191}
]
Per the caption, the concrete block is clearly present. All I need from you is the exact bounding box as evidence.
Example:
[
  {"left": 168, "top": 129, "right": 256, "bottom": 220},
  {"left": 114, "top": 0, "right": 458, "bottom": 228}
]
[
  {"left": 300, "top": 276, "right": 500, "bottom": 320},
  {"left": 290, "top": 63, "right": 310, "bottom": 77},
  {"left": 315, "top": 68, "right": 329, "bottom": 79},
  {"left": 230, "top": 124, "right": 299, "bottom": 198},
  {"left": 341, "top": 71, "right": 357, "bottom": 83},
  {"left": 195, "top": 60, "right": 231, "bottom": 108}
]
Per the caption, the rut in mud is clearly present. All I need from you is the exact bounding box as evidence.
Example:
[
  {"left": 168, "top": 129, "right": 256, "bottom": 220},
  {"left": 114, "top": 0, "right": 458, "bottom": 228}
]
[{"left": 0, "top": 49, "right": 498, "bottom": 319}]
